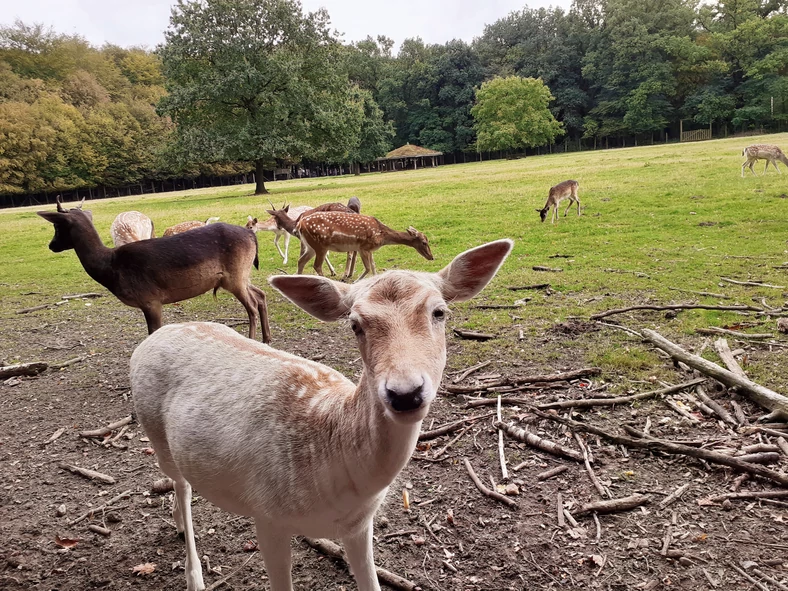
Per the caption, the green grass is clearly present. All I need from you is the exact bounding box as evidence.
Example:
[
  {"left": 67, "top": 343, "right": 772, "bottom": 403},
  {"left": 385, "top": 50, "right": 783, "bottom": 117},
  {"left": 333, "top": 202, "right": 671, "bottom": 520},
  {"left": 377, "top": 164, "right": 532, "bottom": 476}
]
[{"left": 2, "top": 133, "right": 787, "bottom": 385}]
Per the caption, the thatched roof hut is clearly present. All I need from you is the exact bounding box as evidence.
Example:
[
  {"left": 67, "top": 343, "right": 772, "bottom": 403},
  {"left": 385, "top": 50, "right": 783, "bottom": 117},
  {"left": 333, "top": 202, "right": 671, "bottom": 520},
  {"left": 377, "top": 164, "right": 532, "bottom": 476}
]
[{"left": 375, "top": 144, "right": 443, "bottom": 172}]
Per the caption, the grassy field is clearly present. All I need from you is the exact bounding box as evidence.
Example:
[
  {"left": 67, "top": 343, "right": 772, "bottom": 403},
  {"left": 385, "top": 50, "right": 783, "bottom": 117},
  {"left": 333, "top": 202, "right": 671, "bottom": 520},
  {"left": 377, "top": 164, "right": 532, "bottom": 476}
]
[{"left": 2, "top": 133, "right": 787, "bottom": 388}]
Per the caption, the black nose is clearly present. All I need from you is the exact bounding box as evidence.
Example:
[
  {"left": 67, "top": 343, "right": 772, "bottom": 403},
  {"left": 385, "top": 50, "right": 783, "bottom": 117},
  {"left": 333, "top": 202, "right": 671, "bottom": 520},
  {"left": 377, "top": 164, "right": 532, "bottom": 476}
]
[{"left": 386, "top": 384, "right": 424, "bottom": 412}]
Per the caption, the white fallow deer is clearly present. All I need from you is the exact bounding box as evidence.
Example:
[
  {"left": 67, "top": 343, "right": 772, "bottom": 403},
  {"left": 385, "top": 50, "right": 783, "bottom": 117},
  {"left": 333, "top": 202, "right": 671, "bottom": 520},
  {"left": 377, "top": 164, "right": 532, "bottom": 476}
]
[
  {"left": 246, "top": 204, "right": 312, "bottom": 265},
  {"left": 110, "top": 211, "right": 155, "bottom": 247},
  {"left": 162, "top": 216, "right": 221, "bottom": 237},
  {"left": 741, "top": 144, "right": 788, "bottom": 177},
  {"left": 537, "top": 180, "right": 581, "bottom": 224},
  {"left": 296, "top": 212, "right": 432, "bottom": 280},
  {"left": 130, "top": 238, "right": 513, "bottom": 591}
]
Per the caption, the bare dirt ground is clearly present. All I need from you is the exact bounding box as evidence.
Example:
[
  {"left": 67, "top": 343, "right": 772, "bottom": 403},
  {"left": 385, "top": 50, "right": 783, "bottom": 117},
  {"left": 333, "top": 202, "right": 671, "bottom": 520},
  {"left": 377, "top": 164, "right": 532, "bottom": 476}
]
[{"left": 1, "top": 292, "right": 787, "bottom": 591}]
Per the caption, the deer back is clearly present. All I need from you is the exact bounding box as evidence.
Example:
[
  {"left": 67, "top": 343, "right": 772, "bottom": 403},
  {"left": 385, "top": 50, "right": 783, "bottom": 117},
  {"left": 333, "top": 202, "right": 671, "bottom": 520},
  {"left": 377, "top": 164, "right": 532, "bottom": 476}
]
[
  {"left": 110, "top": 211, "right": 154, "bottom": 247},
  {"left": 297, "top": 212, "right": 382, "bottom": 253}
]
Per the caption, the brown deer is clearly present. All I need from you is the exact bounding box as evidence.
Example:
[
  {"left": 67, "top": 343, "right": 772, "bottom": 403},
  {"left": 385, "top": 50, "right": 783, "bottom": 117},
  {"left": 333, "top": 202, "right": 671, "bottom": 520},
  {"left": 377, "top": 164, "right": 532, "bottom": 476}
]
[
  {"left": 296, "top": 212, "right": 432, "bottom": 280},
  {"left": 268, "top": 197, "right": 363, "bottom": 279},
  {"left": 110, "top": 211, "right": 155, "bottom": 247},
  {"left": 741, "top": 144, "right": 788, "bottom": 177},
  {"left": 537, "top": 180, "right": 581, "bottom": 224},
  {"left": 162, "top": 216, "right": 221, "bottom": 237},
  {"left": 130, "top": 238, "right": 513, "bottom": 591},
  {"left": 38, "top": 198, "right": 270, "bottom": 342}
]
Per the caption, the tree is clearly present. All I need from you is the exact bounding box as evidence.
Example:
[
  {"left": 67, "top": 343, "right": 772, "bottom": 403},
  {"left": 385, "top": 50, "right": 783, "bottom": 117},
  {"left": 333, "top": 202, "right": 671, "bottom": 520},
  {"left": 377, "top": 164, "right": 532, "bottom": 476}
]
[
  {"left": 471, "top": 76, "right": 563, "bottom": 153},
  {"left": 157, "top": 0, "right": 362, "bottom": 194}
]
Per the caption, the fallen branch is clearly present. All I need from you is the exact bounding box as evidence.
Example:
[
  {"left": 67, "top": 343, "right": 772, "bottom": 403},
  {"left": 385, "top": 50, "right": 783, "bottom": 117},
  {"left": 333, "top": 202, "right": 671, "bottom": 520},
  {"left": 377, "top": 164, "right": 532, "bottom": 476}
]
[
  {"left": 446, "top": 367, "right": 602, "bottom": 394},
  {"left": 575, "top": 432, "right": 608, "bottom": 498},
  {"left": 49, "top": 356, "right": 88, "bottom": 370},
  {"left": 59, "top": 463, "right": 116, "bottom": 485},
  {"left": 664, "top": 399, "right": 701, "bottom": 424},
  {"left": 697, "top": 327, "right": 773, "bottom": 339},
  {"left": 0, "top": 361, "right": 48, "bottom": 379},
  {"left": 532, "top": 410, "right": 788, "bottom": 487},
  {"left": 15, "top": 304, "right": 52, "bottom": 314},
  {"left": 42, "top": 427, "right": 66, "bottom": 447},
  {"left": 453, "top": 329, "right": 495, "bottom": 341},
  {"left": 659, "top": 483, "right": 691, "bottom": 509},
  {"left": 465, "top": 397, "right": 532, "bottom": 408},
  {"left": 495, "top": 421, "right": 583, "bottom": 461},
  {"left": 507, "top": 283, "right": 550, "bottom": 291},
  {"left": 474, "top": 304, "right": 522, "bottom": 310},
  {"left": 462, "top": 458, "right": 517, "bottom": 508},
  {"left": 452, "top": 360, "right": 492, "bottom": 383},
  {"left": 88, "top": 524, "right": 111, "bottom": 536},
  {"left": 705, "top": 490, "right": 788, "bottom": 503},
  {"left": 537, "top": 378, "right": 705, "bottom": 410},
  {"left": 668, "top": 287, "right": 730, "bottom": 299},
  {"left": 695, "top": 386, "right": 738, "bottom": 426},
  {"left": 642, "top": 329, "right": 788, "bottom": 420},
  {"left": 533, "top": 266, "right": 562, "bottom": 272},
  {"left": 418, "top": 412, "right": 495, "bottom": 441},
  {"left": 734, "top": 452, "right": 781, "bottom": 464},
  {"left": 714, "top": 338, "right": 747, "bottom": 379},
  {"left": 302, "top": 537, "right": 420, "bottom": 591},
  {"left": 591, "top": 304, "right": 761, "bottom": 321},
  {"left": 204, "top": 553, "right": 257, "bottom": 591},
  {"left": 721, "top": 277, "right": 785, "bottom": 289},
  {"left": 61, "top": 292, "right": 104, "bottom": 300},
  {"left": 573, "top": 494, "right": 650, "bottom": 516},
  {"left": 497, "top": 397, "right": 508, "bottom": 481},
  {"left": 69, "top": 489, "right": 132, "bottom": 526},
  {"left": 537, "top": 465, "right": 569, "bottom": 481},
  {"left": 79, "top": 416, "right": 133, "bottom": 439}
]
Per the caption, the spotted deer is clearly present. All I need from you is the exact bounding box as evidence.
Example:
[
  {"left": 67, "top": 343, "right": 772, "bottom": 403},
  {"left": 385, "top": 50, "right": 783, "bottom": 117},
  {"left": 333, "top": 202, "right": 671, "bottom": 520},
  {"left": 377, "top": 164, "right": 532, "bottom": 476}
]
[
  {"left": 537, "top": 180, "right": 581, "bottom": 224},
  {"left": 110, "top": 211, "right": 155, "bottom": 247},
  {"left": 296, "top": 212, "right": 432, "bottom": 280},
  {"left": 268, "top": 198, "right": 363, "bottom": 278},
  {"left": 246, "top": 205, "right": 312, "bottom": 265},
  {"left": 162, "top": 216, "right": 221, "bottom": 237},
  {"left": 741, "top": 144, "right": 788, "bottom": 177},
  {"left": 130, "top": 238, "right": 513, "bottom": 591}
]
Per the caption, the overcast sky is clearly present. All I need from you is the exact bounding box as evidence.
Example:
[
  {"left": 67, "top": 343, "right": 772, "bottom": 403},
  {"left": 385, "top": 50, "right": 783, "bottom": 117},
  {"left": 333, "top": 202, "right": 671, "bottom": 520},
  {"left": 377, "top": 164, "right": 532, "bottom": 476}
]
[{"left": 0, "top": 0, "right": 573, "bottom": 51}]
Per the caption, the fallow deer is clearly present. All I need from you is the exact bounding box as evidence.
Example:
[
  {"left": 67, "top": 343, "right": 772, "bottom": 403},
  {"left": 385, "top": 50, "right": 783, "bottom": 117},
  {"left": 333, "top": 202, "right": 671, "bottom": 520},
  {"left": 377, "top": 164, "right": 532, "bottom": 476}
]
[
  {"left": 110, "top": 211, "right": 155, "bottom": 247},
  {"left": 162, "top": 216, "right": 221, "bottom": 237},
  {"left": 38, "top": 198, "right": 270, "bottom": 342},
  {"left": 296, "top": 212, "right": 432, "bottom": 280},
  {"left": 741, "top": 144, "right": 788, "bottom": 177},
  {"left": 268, "top": 198, "right": 363, "bottom": 279},
  {"left": 537, "top": 180, "right": 580, "bottom": 224},
  {"left": 130, "top": 238, "right": 514, "bottom": 591},
  {"left": 246, "top": 205, "right": 312, "bottom": 265}
]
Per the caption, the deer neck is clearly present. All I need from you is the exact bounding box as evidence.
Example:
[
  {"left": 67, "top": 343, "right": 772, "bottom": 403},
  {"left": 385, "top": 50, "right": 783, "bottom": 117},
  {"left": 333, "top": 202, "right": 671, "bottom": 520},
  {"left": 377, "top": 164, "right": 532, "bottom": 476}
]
[
  {"left": 380, "top": 224, "right": 417, "bottom": 249},
  {"left": 334, "top": 371, "right": 422, "bottom": 495},
  {"left": 70, "top": 222, "right": 115, "bottom": 289},
  {"left": 277, "top": 214, "right": 298, "bottom": 235}
]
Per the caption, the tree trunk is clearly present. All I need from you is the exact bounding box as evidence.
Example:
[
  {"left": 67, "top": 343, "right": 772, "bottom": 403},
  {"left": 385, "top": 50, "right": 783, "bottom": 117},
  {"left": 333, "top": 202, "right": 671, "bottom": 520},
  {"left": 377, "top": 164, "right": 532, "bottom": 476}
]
[
  {"left": 354, "top": 162, "right": 360, "bottom": 176},
  {"left": 255, "top": 160, "right": 268, "bottom": 195}
]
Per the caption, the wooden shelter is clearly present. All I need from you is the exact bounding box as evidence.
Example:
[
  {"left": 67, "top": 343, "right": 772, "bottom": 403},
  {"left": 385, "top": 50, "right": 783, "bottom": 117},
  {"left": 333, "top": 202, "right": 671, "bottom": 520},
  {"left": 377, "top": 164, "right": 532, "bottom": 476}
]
[{"left": 375, "top": 144, "right": 443, "bottom": 172}]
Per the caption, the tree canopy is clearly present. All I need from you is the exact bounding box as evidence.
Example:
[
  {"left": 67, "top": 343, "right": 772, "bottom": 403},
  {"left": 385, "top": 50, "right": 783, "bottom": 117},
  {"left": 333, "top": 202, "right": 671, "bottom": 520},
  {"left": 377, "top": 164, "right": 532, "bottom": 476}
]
[{"left": 471, "top": 76, "right": 564, "bottom": 152}]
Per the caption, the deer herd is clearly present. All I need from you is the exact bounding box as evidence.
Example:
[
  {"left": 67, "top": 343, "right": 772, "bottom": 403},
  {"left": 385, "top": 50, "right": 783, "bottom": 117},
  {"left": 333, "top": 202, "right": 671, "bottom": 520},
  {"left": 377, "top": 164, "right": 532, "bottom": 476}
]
[{"left": 34, "top": 139, "right": 784, "bottom": 590}]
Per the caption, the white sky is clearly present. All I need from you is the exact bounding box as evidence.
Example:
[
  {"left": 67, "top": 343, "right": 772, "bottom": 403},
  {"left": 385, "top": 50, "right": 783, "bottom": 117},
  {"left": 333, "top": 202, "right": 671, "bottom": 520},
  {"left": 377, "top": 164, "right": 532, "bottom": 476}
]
[{"left": 0, "top": 0, "right": 573, "bottom": 52}]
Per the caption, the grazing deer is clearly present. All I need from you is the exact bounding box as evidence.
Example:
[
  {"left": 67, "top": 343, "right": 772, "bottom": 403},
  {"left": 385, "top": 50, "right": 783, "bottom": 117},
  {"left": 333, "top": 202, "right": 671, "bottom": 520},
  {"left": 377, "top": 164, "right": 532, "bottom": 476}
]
[
  {"left": 537, "top": 180, "right": 581, "bottom": 224},
  {"left": 268, "top": 198, "right": 363, "bottom": 279},
  {"left": 110, "top": 211, "right": 155, "bottom": 247},
  {"left": 246, "top": 205, "right": 312, "bottom": 265},
  {"left": 130, "top": 238, "right": 514, "bottom": 591},
  {"left": 741, "top": 144, "right": 788, "bottom": 177},
  {"left": 296, "top": 212, "right": 432, "bottom": 280},
  {"left": 38, "top": 198, "right": 270, "bottom": 342},
  {"left": 162, "top": 216, "right": 221, "bottom": 237}
]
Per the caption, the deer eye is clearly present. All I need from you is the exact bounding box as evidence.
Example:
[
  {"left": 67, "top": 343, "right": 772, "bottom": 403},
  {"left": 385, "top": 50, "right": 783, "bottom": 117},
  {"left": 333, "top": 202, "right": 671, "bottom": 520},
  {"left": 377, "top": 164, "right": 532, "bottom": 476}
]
[
  {"left": 432, "top": 308, "right": 447, "bottom": 322},
  {"left": 350, "top": 320, "right": 364, "bottom": 336}
]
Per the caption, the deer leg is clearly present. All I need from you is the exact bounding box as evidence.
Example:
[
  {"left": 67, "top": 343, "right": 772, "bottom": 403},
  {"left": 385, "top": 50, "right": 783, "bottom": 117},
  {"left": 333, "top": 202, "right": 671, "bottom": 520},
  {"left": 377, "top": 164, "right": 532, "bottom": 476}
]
[
  {"left": 174, "top": 479, "right": 205, "bottom": 591},
  {"left": 297, "top": 246, "right": 315, "bottom": 275},
  {"left": 141, "top": 303, "right": 163, "bottom": 334},
  {"left": 313, "top": 249, "right": 328, "bottom": 277},
  {"left": 575, "top": 197, "right": 582, "bottom": 216},
  {"left": 563, "top": 200, "right": 573, "bottom": 217},
  {"left": 254, "top": 519, "right": 294, "bottom": 591},
  {"left": 324, "top": 253, "right": 337, "bottom": 276},
  {"left": 356, "top": 251, "right": 374, "bottom": 281},
  {"left": 248, "top": 284, "right": 271, "bottom": 344},
  {"left": 273, "top": 233, "right": 285, "bottom": 260},
  {"left": 552, "top": 206, "right": 558, "bottom": 224},
  {"left": 342, "top": 522, "right": 381, "bottom": 591},
  {"left": 749, "top": 161, "right": 757, "bottom": 176},
  {"left": 282, "top": 233, "right": 290, "bottom": 265}
]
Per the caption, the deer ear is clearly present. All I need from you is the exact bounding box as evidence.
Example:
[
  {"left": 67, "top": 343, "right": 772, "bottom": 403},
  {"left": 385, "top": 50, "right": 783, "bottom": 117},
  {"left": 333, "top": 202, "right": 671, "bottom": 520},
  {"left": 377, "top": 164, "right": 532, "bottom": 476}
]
[
  {"left": 37, "top": 211, "right": 66, "bottom": 224},
  {"left": 247, "top": 215, "right": 253, "bottom": 222},
  {"left": 407, "top": 226, "right": 418, "bottom": 236},
  {"left": 269, "top": 275, "right": 352, "bottom": 322},
  {"left": 266, "top": 210, "right": 276, "bottom": 216},
  {"left": 284, "top": 205, "right": 290, "bottom": 213},
  {"left": 437, "top": 239, "right": 514, "bottom": 303}
]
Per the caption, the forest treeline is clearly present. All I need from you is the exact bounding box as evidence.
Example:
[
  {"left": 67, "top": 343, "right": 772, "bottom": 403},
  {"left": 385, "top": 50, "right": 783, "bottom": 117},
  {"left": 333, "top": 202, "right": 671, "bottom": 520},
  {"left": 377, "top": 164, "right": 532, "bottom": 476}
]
[{"left": 1, "top": 0, "right": 786, "bottom": 199}]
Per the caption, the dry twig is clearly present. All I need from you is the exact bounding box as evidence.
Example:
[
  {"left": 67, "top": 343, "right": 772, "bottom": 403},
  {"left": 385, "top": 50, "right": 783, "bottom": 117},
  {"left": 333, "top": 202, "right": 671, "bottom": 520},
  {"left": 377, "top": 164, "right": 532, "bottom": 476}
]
[
  {"left": 0, "top": 362, "right": 48, "bottom": 379},
  {"left": 462, "top": 458, "right": 517, "bottom": 508},
  {"left": 574, "top": 494, "right": 650, "bottom": 516},
  {"left": 69, "top": 489, "right": 132, "bottom": 526},
  {"left": 538, "top": 378, "right": 705, "bottom": 410},
  {"left": 591, "top": 303, "right": 761, "bottom": 321},
  {"left": 495, "top": 421, "right": 583, "bottom": 461},
  {"left": 59, "top": 463, "right": 116, "bottom": 485}
]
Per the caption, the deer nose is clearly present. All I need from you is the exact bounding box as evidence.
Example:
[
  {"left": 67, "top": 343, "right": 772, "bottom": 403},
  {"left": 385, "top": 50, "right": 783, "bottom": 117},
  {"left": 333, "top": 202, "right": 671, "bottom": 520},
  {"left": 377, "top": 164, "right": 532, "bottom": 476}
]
[{"left": 386, "top": 382, "right": 424, "bottom": 412}]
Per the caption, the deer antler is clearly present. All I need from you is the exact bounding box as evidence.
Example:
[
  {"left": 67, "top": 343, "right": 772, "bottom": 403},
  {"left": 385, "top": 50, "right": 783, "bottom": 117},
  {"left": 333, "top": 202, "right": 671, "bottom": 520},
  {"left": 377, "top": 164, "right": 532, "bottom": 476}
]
[
  {"left": 77, "top": 197, "right": 85, "bottom": 210},
  {"left": 267, "top": 199, "right": 277, "bottom": 211},
  {"left": 56, "top": 195, "right": 66, "bottom": 213}
]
